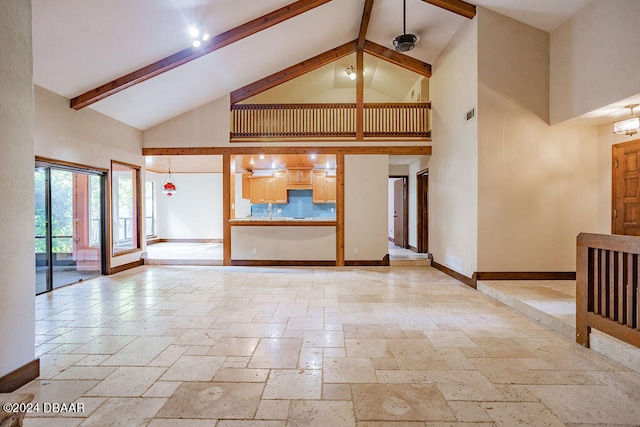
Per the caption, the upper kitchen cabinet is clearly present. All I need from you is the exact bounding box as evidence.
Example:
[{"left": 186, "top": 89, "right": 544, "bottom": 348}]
[
  {"left": 249, "top": 173, "right": 287, "bottom": 204},
  {"left": 286, "top": 168, "right": 313, "bottom": 189}
]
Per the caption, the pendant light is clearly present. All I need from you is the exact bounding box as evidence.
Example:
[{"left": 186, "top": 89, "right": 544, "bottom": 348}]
[
  {"left": 162, "top": 166, "right": 177, "bottom": 197},
  {"left": 393, "top": 0, "right": 417, "bottom": 52}
]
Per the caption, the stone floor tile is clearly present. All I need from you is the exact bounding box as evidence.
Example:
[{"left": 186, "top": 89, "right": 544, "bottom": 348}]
[
  {"left": 352, "top": 384, "right": 456, "bottom": 422},
  {"left": 157, "top": 382, "right": 263, "bottom": 419},
  {"left": 481, "top": 402, "right": 565, "bottom": 426},
  {"left": 77, "top": 397, "right": 166, "bottom": 427},
  {"left": 147, "top": 420, "right": 219, "bottom": 427},
  {"left": 288, "top": 400, "right": 355, "bottom": 427},
  {"left": 526, "top": 384, "right": 640, "bottom": 425},
  {"left": 298, "top": 347, "right": 323, "bottom": 369},
  {"left": 248, "top": 338, "right": 302, "bottom": 369},
  {"left": 447, "top": 401, "right": 493, "bottom": 422},
  {"left": 322, "top": 383, "right": 352, "bottom": 400},
  {"left": 86, "top": 366, "right": 166, "bottom": 397},
  {"left": 263, "top": 369, "right": 322, "bottom": 399},
  {"left": 143, "top": 381, "right": 182, "bottom": 397},
  {"left": 208, "top": 337, "right": 260, "bottom": 356},
  {"left": 217, "top": 421, "right": 286, "bottom": 427},
  {"left": 213, "top": 368, "right": 269, "bottom": 382},
  {"left": 324, "top": 357, "right": 377, "bottom": 383},
  {"left": 160, "top": 355, "right": 225, "bottom": 381},
  {"left": 255, "top": 399, "right": 290, "bottom": 420},
  {"left": 302, "top": 330, "right": 344, "bottom": 348}
]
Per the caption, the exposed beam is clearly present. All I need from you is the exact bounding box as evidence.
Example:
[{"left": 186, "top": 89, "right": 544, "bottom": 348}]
[
  {"left": 230, "top": 40, "right": 357, "bottom": 104},
  {"left": 357, "top": 0, "right": 375, "bottom": 51},
  {"left": 363, "top": 40, "right": 431, "bottom": 77},
  {"left": 356, "top": 49, "right": 364, "bottom": 140},
  {"left": 142, "top": 146, "right": 433, "bottom": 156},
  {"left": 70, "top": 0, "right": 332, "bottom": 110},
  {"left": 421, "top": 0, "right": 475, "bottom": 19}
]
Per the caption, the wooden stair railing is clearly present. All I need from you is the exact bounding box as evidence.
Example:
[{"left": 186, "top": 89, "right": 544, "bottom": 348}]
[
  {"left": 230, "top": 103, "right": 430, "bottom": 140},
  {"left": 576, "top": 233, "right": 640, "bottom": 348}
]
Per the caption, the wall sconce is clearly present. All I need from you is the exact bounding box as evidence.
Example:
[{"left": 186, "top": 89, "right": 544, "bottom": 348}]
[{"left": 614, "top": 104, "right": 640, "bottom": 136}]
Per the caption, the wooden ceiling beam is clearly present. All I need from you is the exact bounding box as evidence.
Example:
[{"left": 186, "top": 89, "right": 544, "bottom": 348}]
[
  {"left": 421, "top": 0, "right": 475, "bottom": 19},
  {"left": 70, "top": 0, "right": 332, "bottom": 110},
  {"left": 230, "top": 40, "right": 357, "bottom": 104},
  {"left": 363, "top": 40, "right": 431, "bottom": 77},
  {"left": 357, "top": 0, "right": 375, "bottom": 51}
]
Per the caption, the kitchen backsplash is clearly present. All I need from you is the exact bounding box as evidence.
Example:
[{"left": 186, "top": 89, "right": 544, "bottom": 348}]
[{"left": 251, "top": 190, "right": 336, "bottom": 218}]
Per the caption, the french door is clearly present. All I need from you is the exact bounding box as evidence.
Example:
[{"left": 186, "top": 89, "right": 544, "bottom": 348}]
[{"left": 35, "top": 162, "right": 107, "bottom": 294}]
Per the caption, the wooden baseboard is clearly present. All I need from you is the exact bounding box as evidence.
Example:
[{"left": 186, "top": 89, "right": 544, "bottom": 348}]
[
  {"left": 431, "top": 261, "right": 477, "bottom": 289},
  {"left": 474, "top": 271, "right": 576, "bottom": 281},
  {"left": 0, "top": 359, "right": 39, "bottom": 393},
  {"left": 345, "top": 254, "right": 390, "bottom": 267},
  {"left": 108, "top": 259, "right": 144, "bottom": 274},
  {"left": 231, "top": 260, "right": 336, "bottom": 267},
  {"left": 151, "top": 238, "right": 222, "bottom": 244}
]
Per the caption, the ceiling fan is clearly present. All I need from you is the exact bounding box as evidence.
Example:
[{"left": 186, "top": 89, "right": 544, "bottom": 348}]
[{"left": 393, "top": 0, "right": 417, "bottom": 52}]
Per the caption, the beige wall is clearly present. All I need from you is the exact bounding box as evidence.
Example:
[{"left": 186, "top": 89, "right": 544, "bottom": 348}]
[
  {"left": 143, "top": 94, "right": 231, "bottom": 148},
  {"left": 0, "top": 0, "right": 35, "bottom": 378},
  {"left": 477, "top": 8, "right": 598, "bottom": 272},
  {"left": 35, "top": 86, "right": 144, "bottom": 268},
  {"left": 345, "top": 155, "right": 389, "bottom": 261},
  {"left": 550, "top": 0, "right": 640, "bottom": 124},
  {"left": 429, "top": 17, "right": 479, "bottom": 277},
  {"left": 231, "top": 227, "right": 336, "bottom": 260}
]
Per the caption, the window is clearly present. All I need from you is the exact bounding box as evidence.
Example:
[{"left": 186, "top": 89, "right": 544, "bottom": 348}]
[
  {"left": 111, "top": 161, "right": 141, "bottom": 255},
  {"left": 145, "top": 180, "right": 156, "bottom": 237}
]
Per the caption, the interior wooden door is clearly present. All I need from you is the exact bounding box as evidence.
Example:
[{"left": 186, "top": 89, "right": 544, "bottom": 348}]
[
  {"left": 393, "top": 179, "right": 405, "bottom": 247},
  {"left": 613, "top": 139, "right": 640, "bottom": 235}
]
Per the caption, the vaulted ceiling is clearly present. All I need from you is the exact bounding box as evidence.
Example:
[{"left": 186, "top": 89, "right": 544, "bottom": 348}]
[{"left": 32, "top": 0, "right": 592, "bottom": 131}]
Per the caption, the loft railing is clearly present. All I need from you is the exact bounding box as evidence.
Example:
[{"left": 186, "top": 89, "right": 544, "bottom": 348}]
[
  {"left": 230, "top": 103, "right": 430, "bottom": 140},
  {"left": 576, "top": 233, "right": 640, "bottom": 349}
]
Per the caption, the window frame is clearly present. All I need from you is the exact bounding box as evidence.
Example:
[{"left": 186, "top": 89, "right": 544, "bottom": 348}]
[{"left": 110, "top": 160, "right": 142, "bottom": 257}]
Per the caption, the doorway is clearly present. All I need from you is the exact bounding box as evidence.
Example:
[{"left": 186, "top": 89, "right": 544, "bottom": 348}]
[
  {"left": 416, "top": 169, "right": 428, "bottom": 253},
  {"left": 35, "top": 162, "right": 107, "bottom": 294},
  {"left": 613, "top": 139, "right": 640, "bottom": 235},
  {"left": 389, "top": 176, "right": 408, "bottom": 249}
]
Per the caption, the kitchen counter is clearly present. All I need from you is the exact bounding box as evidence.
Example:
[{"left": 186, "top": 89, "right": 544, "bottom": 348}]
[{"left": 230, "top": 218, "right": 336, "bottom": 226}]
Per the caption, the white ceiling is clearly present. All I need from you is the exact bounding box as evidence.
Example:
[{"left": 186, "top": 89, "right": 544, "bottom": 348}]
[{"left": 32, "top": 0, "right": 594, "bottom": 131}]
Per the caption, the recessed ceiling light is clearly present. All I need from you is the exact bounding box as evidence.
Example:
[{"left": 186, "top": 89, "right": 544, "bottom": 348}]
[
  {"left": 192, "top": 40, "right": 201, "bottom": 48},
  {"left": 202, "top": 33, "right": 210, "bottom": 41},
  {"left": 189, "top": 26, "right": 199, "bottom": 38},
  {"left": 259, "top": 154, "right": 265, "bottom": 159},
  {"left": 249, "top": 157, "right": 255, "bottom": 165},
  {"left": 310, "top": 154, "right": 317, "bottom": 160}
]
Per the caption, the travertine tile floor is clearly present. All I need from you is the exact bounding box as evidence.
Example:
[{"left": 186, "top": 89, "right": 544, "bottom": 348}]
[{"left": 17, "top": 265, "right": 640, "bottom": 426}]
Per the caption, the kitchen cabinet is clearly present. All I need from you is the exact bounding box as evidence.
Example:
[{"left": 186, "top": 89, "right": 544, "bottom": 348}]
[
  {"left": 286, "top": 168, "right": 313, "bottom": 189},
  {"left": 249, "top": 173, "right": 287, "bottom": 204},
  {"left": 312, "top": 171, "right": 336, "bottom": 203}
]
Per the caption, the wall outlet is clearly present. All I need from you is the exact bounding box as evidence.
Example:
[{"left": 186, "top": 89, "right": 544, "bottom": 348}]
[
  {"left": 353, "top": 248, "right": 358, "bottom": 254},
  {"left": 277, "top": 208, "right": 282, "bottom": 213},
  {"left": 252, "top": 248, "right": 257, "bottom": 254}
]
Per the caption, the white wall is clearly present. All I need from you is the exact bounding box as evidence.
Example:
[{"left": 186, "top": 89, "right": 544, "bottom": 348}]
[
  {"left": 235, "top": 173, "right": 252, "bottom": 219},
  {"left": 345, "top": 155, "right": 389, "bottom": 261},
  {"left": 35, "top": 86, "right": 144, "bottom": 268},
  {"left": 429, "top": 17, "right": 479, "bottom": 277},
  {"left": 550, "top": 0, "right": 640, "bottom": 124},
  {"left": 0, "top": 0, "right": 36, "bottom": 379},
  {"left": 147, "top": 171, "right": 223, "bottom": 240},
  {"left": 477, "top": 8, "right": 598, "bottom": 272}
]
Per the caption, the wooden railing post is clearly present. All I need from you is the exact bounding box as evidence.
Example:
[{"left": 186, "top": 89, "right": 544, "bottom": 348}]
[{"left": 576, "top": 234, "right": 591, "bottom": 347}]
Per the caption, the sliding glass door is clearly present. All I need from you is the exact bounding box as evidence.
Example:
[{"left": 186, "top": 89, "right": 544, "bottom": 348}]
[{"left": 35, "top": 163, "right": 106, "bottom": 294}]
